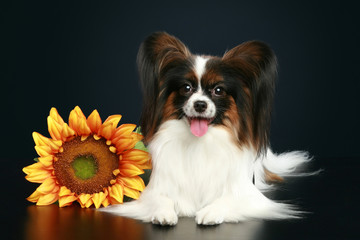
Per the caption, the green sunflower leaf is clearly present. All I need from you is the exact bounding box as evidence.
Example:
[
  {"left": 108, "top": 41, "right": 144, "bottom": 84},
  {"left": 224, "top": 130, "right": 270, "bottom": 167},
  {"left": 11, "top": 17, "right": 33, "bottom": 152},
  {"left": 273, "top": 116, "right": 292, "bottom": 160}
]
[
  {"left": 134, "top": 141, "right": 147, "bottom": 152},
  {"left": 134, "top": 126, "right": 148, "bottom": 152},
  {"left": 134, "top": 126, "right": 142, "bottom": 134}
]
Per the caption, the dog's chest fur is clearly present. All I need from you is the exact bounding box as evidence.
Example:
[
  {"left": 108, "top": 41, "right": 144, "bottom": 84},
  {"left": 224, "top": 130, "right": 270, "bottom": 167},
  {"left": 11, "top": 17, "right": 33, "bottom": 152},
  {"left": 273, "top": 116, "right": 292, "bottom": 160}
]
[{"left": 147, "top": 119, "right": 255, "bottom": 216}]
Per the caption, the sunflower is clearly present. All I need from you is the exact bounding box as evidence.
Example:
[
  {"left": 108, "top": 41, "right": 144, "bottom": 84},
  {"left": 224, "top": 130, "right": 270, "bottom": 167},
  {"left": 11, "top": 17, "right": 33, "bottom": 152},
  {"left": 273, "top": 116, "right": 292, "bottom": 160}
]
[{"left": 23, "top": 106, "right": 151, "bottom": 208}]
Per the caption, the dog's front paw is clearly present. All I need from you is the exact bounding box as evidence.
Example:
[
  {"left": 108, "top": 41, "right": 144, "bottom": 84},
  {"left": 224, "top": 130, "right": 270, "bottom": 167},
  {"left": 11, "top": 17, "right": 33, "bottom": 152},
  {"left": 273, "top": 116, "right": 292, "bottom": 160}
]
[
  {"left": 195, "top": 205, "right": 225, "bottom": 225},
  {"left": 151, "top": 209, "right": 178, "bottom": 226}
]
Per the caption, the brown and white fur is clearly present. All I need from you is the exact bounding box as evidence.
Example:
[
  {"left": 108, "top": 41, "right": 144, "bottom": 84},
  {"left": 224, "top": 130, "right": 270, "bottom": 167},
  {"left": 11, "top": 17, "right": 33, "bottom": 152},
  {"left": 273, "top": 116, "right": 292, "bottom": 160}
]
[{"left": 101, "top": 32, "right": 311, "bottom": 225}]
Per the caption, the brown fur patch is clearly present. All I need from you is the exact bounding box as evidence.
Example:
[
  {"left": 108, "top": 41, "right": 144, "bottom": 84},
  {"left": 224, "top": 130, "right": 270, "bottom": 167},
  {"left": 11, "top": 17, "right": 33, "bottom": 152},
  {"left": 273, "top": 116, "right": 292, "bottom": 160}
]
[
  {"left": 162, "top": 92, "right": 177, "bottom": 121},
  {"left": 200, "top": 65, "right": 224, "bottom": 87},
  {"left": 264, "top": 168, "right": 284, "bottom": 183},
  {"left": 183, "top": 70, "right": 199, "bottom": 87},
  {"left": 152, "top": 33, "right": 190, "bottom": 58},
  {"left": 222, "top": 97, "right": 241, "bottom": 140},
  {"left": 155, "top": 34, "right": 191, "bottom": 85}
]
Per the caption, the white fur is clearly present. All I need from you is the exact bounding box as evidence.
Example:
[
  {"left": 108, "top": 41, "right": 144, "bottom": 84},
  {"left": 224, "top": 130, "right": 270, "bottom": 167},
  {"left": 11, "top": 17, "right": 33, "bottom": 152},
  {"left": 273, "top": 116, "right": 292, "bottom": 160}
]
[
  {"left": 183, "top": 56, "right": 215, "bottom": 119},
  {"left": 183, "top": 92, "right": 216, "bottom": 119},
  {"left": 101, "top": 119, "right": 310, "bottom": 225},
  {"left": 183, "top": 55, "right": 215, "bottom": 118},
  {"left": 193, "top": 56, "right": 208, "bottom": 80}
]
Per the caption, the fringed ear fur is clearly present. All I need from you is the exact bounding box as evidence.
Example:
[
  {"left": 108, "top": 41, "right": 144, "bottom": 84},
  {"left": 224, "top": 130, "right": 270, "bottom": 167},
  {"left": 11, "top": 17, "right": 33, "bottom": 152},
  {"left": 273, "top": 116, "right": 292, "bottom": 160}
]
[
  {"left": 137, "top": 32, "right": 190, "bottom": 143},
  {"left": 222, "top": 41, "right": 277, "bottom": 154}
]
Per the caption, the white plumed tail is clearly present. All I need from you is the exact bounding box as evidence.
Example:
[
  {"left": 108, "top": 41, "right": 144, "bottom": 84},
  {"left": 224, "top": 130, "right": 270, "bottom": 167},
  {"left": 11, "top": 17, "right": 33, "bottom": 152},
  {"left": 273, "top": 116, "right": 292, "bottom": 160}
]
[
  {"left": 254, "top": 149, "right": 314, "bottom": 192},
  {"left": 99, "top": 199, "right": 151, "bottom": 222}
]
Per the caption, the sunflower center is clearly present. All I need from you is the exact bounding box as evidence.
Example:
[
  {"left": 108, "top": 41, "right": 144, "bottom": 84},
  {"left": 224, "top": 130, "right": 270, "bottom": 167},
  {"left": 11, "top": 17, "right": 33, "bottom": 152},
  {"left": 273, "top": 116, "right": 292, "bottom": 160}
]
[
  {"left": 54, "top": 136, "right": 119, "bottom": 195},
  {"left": 71, "top": 155, "right": 98, "bottom": 180}
]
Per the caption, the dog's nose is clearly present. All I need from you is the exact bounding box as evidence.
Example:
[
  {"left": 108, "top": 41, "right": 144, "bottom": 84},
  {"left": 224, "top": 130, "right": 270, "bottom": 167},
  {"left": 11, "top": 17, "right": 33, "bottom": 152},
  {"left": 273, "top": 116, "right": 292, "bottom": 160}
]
[{"left": 194, "top": 101, "right": 207, "bottom": 113}]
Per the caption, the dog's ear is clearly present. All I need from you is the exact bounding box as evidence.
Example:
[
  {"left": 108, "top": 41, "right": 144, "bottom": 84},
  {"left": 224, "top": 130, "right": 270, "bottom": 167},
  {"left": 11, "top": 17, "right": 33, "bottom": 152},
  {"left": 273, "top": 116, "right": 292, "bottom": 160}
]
[
  {"left": 137, "top": 32, "right": 190, "bottom": 143},
  {"left": 222, "top": 41, "right": 277, "bottom": 154}
]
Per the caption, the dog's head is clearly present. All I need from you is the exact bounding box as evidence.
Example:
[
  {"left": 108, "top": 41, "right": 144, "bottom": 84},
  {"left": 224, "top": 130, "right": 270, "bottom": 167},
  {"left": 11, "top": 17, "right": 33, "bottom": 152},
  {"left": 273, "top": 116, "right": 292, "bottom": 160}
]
[{"left": 137, "top": 32, "right": 277, "bottom": 154}]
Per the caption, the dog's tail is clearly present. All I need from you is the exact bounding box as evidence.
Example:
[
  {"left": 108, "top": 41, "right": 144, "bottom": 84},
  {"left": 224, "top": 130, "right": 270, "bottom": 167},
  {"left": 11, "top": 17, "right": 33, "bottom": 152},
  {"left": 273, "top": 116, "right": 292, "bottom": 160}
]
[
  {"left": 254, "top": 149, "right": 315, "bottom": 191},
  {"left": 99, "top": 199, "right": 152, "bottom": 222}
]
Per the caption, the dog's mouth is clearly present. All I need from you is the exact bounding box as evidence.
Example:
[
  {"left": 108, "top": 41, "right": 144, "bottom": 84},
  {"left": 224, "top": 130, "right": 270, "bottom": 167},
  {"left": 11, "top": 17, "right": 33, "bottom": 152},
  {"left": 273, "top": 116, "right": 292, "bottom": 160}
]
[{"left": 186, "top": 117, "right": 214, "bottom": 137}]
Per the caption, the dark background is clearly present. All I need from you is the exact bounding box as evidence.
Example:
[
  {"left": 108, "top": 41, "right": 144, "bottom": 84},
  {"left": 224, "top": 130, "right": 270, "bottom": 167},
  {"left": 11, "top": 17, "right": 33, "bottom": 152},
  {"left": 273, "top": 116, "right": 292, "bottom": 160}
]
[
  {"left": 2, "top": 0, "right": 360, "bottom": 160},
  {"left": 1, "top": 0, "right": 360, "bottom": 239}
]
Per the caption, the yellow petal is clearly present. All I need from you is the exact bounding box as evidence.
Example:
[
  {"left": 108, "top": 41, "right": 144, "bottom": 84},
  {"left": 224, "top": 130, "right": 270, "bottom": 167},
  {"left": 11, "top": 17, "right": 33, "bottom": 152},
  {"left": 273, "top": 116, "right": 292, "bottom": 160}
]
[
  {"left": 23, "top": 162, "right": 52, "bottom": 174},
  {"left": 109, "top": 198, "right": 121, "bottom": 205},
  {"left": 92, "top": 192, "right": 107, "bottom": 209},
  {"left": 59, "top": 186, "right": 73, "bottom": 197},
  {"left": 87, "top": 110, "right": 102, "bottom": 134},
  {"left": 33, "top": 132, "right": 50, "bottom": 146},
  {"left": 112, "top": 124, "right": 137, "bottom": 140},
  {"left": 27, "top": 190, "right": 42, "bottom": 203},
  {"left": 78, "top": 193, "right": 91, "bottom": 207},
  {"left": 25, "top": 173, "right": 52, "bottom": 183},
  {"left": 113, "top": 130, "right": 143, "bottom": 145},
  {"left": 120, "top": 176, "right": 145, "bottom": 192},
  {"left": 24, "top": 164, "right": 52, "bottom": 183},
  {"left": 98, "top": 115, "right": 122, "bottom": 139},
  {"left": 47, "top": 140, "right": 62, "bottom": 152},
  {"left": 113, "top": 136, "right": 132, "bottom": 151},
  {"left": 47, "top": 116, "right": 63, "bottom": 140},
  {"left": 36, "top": 193, "right": 58, "bottom": 206},
  {"left": 120, "top": 163, "right": 144, "bottom": 177},
  {"left": 49, "top": 107, "right": 65, "bottom": 125},
  {"left": 137, "top": 160, "right": 152, "bottom": 170},
  {"left": 121, "top": 149, "right": 152, "bottom": 170},
  {"left": 122, "top": 149, "right": 150, "bottom": 164},
  {"left": 34, "top": 145, "right": 52, "bottom": 157},
  {"left": 33, "top": 132, "right": 62, "bottom": 151},
  {"left": 61, "top": 123, "right": 76, "bottom": 141},
  {"left": 102, "top": 197, "right": 110, "bottom": 207},
  {"left": 85, "top": 198, "right": 93, "bottom": 208},
  {"left": 59, "top": 195, "right": 77, "bottom": 207},
  {"left": 79, "top": 119, "right": 92, "bottom": 136},
  {"left": 23, "top": 162, "right": 42, "bottom": 174},
  {"left": 114, "top": 133, "right": 143, "bottom": 153},
  {"left": 37, "top": 177, "right": 57, "bottom": 194},
  {"left": 70, "top": 106, "right": 87, "bottom": 120},
  {"left": 109, "top": 184, "right": 123, "bottom": 203},
  {"left": 38, "top": 156, "right": 54, "bottom": 168},
  {"left": 103, "top": 115, "right": 122, "bottom": 128},
  {"left": 99, "top": 121, "right": 116, "bottom": 140},
  {"left": 123, "top": 186, "right": 140, "bottom": 200},
  {"left": 69, "top": 106, "right": 91, "bottom": 136},
  {"left": 68, "top": 110, "right": 79, "bottom": 131},
  {"left": 33, "top": 132, "right": 47, "bottom": 146}
]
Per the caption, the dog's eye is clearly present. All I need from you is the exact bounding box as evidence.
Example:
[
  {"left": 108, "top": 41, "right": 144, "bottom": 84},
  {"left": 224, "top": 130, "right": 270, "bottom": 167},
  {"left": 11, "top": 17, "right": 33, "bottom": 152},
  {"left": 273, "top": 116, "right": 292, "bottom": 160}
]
[
  {"left": 184, "top": 84, "right": 192, "bottom": 92},
  {"left": 180, "top": 84, "right": 193, "bottom": 95},
  {"left": 213, "top": 86, "right": 226, "bottom": 97}
]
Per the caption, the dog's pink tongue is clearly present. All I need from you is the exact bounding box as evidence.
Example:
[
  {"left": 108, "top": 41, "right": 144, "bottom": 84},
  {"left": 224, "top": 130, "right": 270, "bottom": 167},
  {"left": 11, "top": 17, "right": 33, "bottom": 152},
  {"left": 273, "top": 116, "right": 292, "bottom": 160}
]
[{"left": 190, "top": 118, "right": 208, "bottom": 137}]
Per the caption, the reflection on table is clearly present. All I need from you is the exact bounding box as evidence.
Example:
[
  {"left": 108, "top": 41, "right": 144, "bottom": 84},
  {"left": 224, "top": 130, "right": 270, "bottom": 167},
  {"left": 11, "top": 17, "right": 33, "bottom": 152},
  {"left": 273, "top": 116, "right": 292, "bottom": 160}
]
[{"left": 24, "top": 205, "right": 264, "bottom": 240}]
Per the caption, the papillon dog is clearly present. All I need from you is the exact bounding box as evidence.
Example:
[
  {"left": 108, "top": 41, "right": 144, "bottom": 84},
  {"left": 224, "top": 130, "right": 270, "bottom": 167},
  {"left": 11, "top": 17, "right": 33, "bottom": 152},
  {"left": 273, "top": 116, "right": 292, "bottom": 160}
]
[{"left": 102, "top": 32, "right": 311, "bottom": 225}]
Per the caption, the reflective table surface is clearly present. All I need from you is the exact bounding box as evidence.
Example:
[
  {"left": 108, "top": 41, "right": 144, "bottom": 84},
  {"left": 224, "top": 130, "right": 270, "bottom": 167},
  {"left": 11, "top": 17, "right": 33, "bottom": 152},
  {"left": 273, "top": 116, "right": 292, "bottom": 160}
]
[{"left": 2, "top": 157, "right": 359, "bottom": 240}]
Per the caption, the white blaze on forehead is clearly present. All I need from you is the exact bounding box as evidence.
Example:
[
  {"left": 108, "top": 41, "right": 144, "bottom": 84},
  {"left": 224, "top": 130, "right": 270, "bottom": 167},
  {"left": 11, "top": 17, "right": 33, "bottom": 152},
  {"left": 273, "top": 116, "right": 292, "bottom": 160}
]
[
  {"left": 193, "top": 56, "right": 209, "bottom": 81},
  {"left": 184, "top": 55, "right": 215, "bottom": 119}
]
